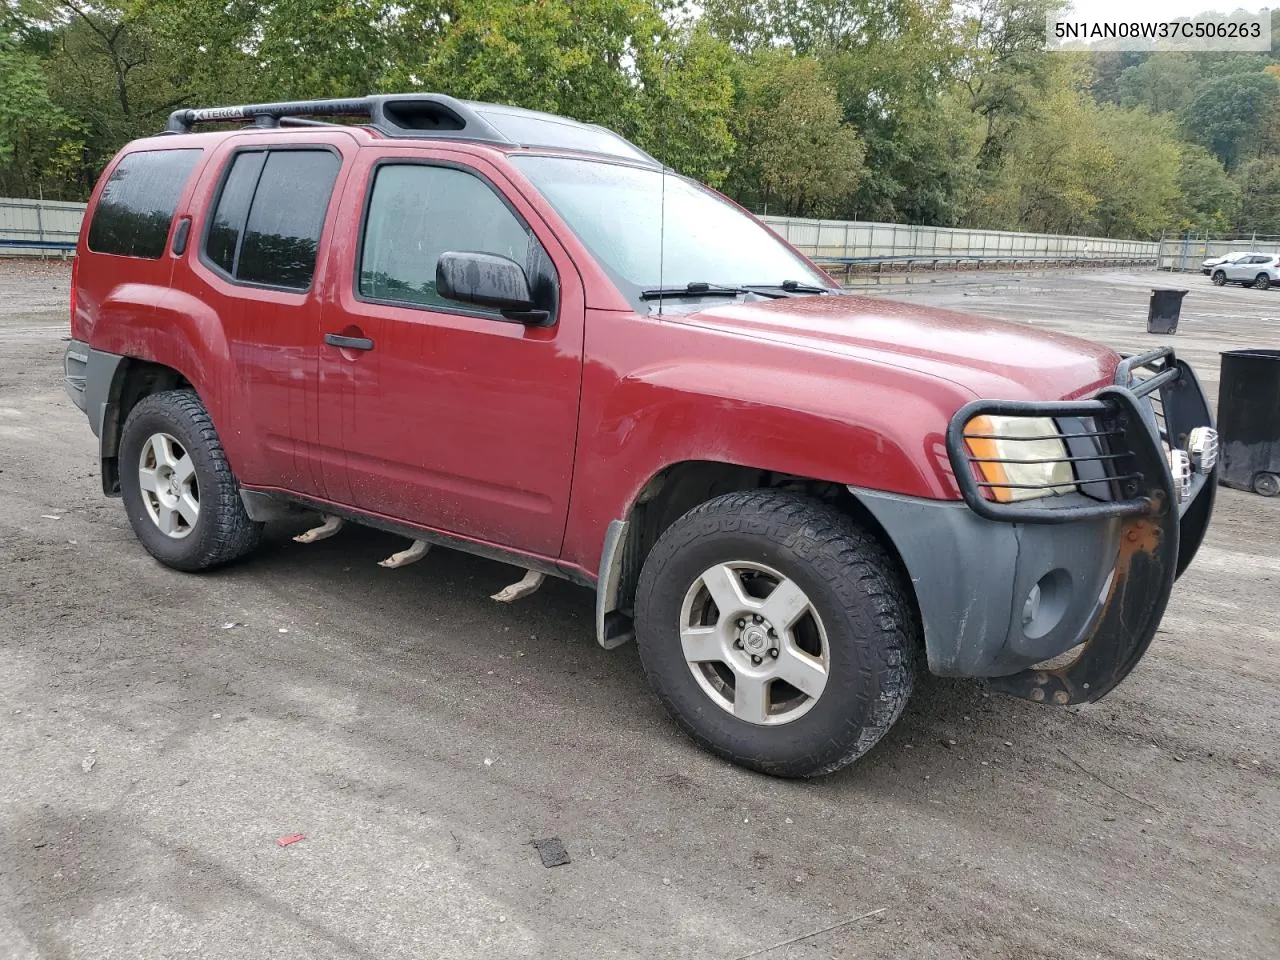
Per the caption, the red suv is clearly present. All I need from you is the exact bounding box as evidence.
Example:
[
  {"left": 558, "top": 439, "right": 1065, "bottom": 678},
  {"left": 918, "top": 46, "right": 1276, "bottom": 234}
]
[{"left": 65, "top": 95, "right": 1219, "bottom": 776}]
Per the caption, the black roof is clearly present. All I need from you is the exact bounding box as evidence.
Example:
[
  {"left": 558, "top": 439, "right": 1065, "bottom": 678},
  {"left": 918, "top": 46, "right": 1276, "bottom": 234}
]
[{"left": 164, "top": 94, "right": 660, "bottom": 167}]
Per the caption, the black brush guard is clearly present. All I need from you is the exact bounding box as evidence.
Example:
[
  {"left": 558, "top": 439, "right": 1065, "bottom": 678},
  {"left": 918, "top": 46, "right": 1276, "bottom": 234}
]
[{"left": 943, "top": 347, "right": 1216, "bottom": 704}]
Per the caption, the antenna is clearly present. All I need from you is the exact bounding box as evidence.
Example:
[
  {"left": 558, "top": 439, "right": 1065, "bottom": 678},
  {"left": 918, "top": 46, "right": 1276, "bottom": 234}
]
[
  {"left": 658, "top": 160, "right": 667, "bottom": 318},
  {"left": 655, "top": 29, "right": 674, "bottom": 318}
]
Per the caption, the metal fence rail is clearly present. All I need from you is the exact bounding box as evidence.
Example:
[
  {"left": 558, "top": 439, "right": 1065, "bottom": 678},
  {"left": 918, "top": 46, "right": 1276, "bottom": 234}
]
[
  {"left": 2, "top": 197, "right": 1215, "bottom": 271},
  {"left": 1156, "top": 236, "right": 1280, "bottom": 272},
  {"left": 759, "top": 216, "right": 1160, "bottom": 274},
  {"left": 0, "top": 197, "right": 82, "bottom": 255}
]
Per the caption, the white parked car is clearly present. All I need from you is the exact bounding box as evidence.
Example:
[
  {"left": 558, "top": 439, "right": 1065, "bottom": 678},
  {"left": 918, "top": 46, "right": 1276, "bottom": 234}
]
[
  {"left": 1201, "top": 251, "right": 1257, "bottom": 275},
  {"left": 1210, "top": 253, "right": 1280, "bottom": 290}
]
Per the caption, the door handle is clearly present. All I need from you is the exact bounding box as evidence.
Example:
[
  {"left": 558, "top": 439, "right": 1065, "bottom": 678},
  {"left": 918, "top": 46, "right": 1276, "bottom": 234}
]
[{"left": 324, "top": 333, "right": 374, "bottom": 351}]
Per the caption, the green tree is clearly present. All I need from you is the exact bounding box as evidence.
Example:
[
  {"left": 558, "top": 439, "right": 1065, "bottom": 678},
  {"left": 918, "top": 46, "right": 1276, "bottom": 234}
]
[
  {"left": 1236, "top": 158, "right": 1280, "bottom": 236},
  {"left": 975, "top": 85, "right": 1108, "bottom": 234},
  {"left": 726, "top": 50, "right": 864, "bottom": 216},
  {"left": 413, "top": 0, "right": 735, "bottom": 183},
  {"left": 1175, "top": 144, "right": 1239, "bottom": 234},
  {"left": 0, "top": 28, "right": 84, "bottom": 197},
  {"left": 1182, "top": 69, "right": 1280, "bottom": 170},
  {"left": 955, "top": 0, "right": 1059, "bottom": 169},
  {"left": 1090, "top": 105, "right": 1180, "bottom": 238},
  {"left": 1116, "top": 54, "right": 1200, "bottom": 116}
]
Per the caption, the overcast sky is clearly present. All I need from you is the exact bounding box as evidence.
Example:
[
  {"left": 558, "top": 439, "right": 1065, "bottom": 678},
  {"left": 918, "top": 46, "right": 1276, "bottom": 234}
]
[{"left": 1064, "top": 0, "right": 1273, "bottom": 20}]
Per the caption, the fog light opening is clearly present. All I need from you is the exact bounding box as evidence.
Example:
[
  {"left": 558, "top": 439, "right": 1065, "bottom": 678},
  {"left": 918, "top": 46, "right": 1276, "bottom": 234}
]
[{"left": 1022, "top": 569, "right": 1072, "bottom": 641}]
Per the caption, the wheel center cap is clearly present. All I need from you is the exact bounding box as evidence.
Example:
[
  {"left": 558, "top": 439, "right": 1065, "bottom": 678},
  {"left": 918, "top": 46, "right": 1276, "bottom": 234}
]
[{"left": 742, "top": 626, "right": 767, "bottom": 650}]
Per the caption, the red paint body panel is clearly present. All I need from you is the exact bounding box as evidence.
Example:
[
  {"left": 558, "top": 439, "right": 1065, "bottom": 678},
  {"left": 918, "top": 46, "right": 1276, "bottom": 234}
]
[
  {"left": 76, "top": 125, "right": 1125, "bottom": 585},
  {"left": 314, "top": 145, "right": 586, "bottom": 555}
]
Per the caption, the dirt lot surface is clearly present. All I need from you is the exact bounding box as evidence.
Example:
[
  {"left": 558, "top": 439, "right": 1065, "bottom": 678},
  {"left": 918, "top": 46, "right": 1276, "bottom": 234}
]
[{"left": 1, "top": 261, "right": 1276, "bottom": 959}]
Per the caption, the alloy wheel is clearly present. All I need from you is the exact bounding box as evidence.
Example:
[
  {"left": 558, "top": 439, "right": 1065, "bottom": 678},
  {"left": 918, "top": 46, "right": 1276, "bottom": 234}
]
[
  {"left": 137, "top": 431, "right": 199, "bottom": 538},
  {"left": 678, "top": 561, "right": 830, "bottom": 726}
]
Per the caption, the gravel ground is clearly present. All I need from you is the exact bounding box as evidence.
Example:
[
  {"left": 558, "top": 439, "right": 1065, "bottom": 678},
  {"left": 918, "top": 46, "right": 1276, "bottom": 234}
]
[{"left": 1, "top": 261, "right": 1277, "bottom": 960}]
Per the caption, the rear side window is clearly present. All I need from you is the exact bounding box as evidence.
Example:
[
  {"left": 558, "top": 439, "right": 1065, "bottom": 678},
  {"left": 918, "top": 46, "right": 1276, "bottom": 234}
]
[
  {"left": 204, "top": 149, "right": 341, "bottom": 290},
  {"left": 206, "top": 151, "right": 266, "bottom": 275},
  {"left": 358, "top": 164, "right": 532, "bottom": 309},
  {"left": 87, "top": 149, "right": 202, "bottom": 259}
]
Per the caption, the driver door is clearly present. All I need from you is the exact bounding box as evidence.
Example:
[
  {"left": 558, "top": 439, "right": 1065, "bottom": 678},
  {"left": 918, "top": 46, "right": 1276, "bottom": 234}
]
[{"left": 315, "top": 150, "right": 585, "bottom": 558}]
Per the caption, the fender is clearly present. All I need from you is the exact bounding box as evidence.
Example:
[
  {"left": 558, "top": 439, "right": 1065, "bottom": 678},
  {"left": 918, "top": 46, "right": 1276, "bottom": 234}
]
[
  {"left": 87, "top": 287, "right": 258, "bottom": 478},
  {"left": 561, "top": 308, "right": 977, "bottom": 575}
]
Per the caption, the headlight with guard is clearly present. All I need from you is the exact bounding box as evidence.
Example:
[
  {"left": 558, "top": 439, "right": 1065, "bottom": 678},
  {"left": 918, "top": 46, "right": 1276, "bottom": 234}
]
[{"left": 962, "top": 415, "right": 1077, "bottom": 502}]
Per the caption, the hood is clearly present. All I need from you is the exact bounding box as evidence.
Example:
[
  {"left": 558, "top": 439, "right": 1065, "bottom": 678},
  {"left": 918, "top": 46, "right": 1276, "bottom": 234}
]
[{"left": 671, "top": 293, "right": 1120, "bottom": 402}]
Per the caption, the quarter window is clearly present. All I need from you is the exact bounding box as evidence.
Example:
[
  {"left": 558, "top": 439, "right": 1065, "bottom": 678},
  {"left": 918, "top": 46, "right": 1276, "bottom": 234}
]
[
  {"left": 87, "top": 149, "right": 202, "bottom": 259},
  {"left": 359, "top": 164, "right": 532, "bottom": 310},
  {"left": 204, "top": 149, "right": 340, "bottom": 290}
]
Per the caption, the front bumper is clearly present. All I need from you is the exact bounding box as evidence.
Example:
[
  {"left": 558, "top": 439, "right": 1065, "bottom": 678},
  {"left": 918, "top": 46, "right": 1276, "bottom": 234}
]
[{"left": 855, "top": 347, "right": 1216, "bottom": 705}]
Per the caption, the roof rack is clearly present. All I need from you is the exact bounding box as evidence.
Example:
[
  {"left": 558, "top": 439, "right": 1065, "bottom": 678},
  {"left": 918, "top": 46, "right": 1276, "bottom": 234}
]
[
  {"left": 163, "top": 93, "right": 661, "bottom": 166},
  {"left": 166, "top": 94, "right": 504, "bottom": 139}
]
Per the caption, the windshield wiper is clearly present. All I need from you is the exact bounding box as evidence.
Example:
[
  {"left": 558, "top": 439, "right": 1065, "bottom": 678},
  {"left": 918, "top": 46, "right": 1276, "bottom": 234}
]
[
  {"left": 640, "top": 282, "right": 759, "bottom": 301},
  {"left": 742, "top": 280, "right": 833, "bottom": 295}
]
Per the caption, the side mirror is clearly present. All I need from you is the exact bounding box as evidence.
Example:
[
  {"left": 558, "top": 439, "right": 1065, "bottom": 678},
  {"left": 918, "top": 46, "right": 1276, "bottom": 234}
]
[{"left": 436, "top": 251, "right": 548, "bottom": 323}]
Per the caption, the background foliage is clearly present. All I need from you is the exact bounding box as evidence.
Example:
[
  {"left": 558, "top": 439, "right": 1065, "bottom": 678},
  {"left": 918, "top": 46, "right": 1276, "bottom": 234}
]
[{"left": 3, "top": 0, "right": 1279, "bottom": 238}]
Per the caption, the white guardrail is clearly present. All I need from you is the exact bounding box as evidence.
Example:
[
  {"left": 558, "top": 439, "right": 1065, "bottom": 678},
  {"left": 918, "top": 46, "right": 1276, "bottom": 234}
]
[{"left": 0, "top": 196, "right": 1232, "bottom": 272}]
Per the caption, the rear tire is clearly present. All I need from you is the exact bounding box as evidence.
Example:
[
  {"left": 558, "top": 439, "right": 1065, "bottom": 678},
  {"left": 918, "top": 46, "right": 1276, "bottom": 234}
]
[
  {"left": 118, "top": 389, "right": 263, "bottom": 571},
  {"left": 634, "top": 491, "right": 917, "bottom": 778},
  {"left": 1212, "top": 270, "right": 1226, "bottom": 286},
  {"left": 1255, "top": 274, "right": 1272, "bottom": 291}
]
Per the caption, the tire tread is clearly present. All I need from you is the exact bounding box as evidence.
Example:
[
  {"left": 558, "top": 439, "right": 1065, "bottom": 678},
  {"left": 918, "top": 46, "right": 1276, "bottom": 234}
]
[
  {"left": 634, "top": 490, "right": 919, "bottom": 777},
  {"left": 120, "top": 389, "right": 262, "bottom": 571}
]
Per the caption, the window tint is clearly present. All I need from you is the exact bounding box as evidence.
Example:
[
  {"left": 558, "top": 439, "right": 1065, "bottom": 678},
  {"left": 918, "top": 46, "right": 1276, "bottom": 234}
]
[
  {"left": 206, "top": 151, "right": 265, "bottom": 275},
  {"left": 87, "top": 149, "right": 202, "bottom": 259},
  {"left": 359, "top": 165, "right": 532, "bottom": 310},
  {"left": 204, "top": 149, "right": 340, "bottom": 289},
  {"left": 237, "top": 151, "right": 341, "bottom": 288}
]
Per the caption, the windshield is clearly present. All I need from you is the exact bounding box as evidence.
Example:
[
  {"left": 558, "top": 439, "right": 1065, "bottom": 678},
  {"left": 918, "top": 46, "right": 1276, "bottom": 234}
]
[{"left": 509, "top": 155, "right": 829, "bottom": 299}]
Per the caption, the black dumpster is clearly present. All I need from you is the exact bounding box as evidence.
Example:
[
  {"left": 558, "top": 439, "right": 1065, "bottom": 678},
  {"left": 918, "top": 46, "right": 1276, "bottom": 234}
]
[
  {"left": 1147, "top": 288, "right": 1188, "bottom": 334},
  {"left": 1217, "top": 349, "right": 1280, "bottom": 496}
]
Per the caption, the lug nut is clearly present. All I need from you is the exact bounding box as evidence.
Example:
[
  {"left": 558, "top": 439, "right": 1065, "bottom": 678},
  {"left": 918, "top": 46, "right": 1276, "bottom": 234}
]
[
  {"left": 750, "top": 654, "right": 762, "bottom": 665},
  {"left": 767, "top": 627, "right": 776, "bottom": 638},
  {"left": 736, "top": 618, "right": 746, "bottom": 628},
  {"left": 768, "top": 648, "right": 778, "bottom": 658},
  {"left": 752, "top": 614, "right": 763, "bottom": 624},
  {"left": 734, "top": 638, "right": 744, "bottom": 649}
]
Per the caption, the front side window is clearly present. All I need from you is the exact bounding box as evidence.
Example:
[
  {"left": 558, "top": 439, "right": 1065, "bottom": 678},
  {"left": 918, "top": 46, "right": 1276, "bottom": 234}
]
[
  {"left": 204, "top": 149, "right": 340, "bottom": 290},
  {"left": 359, "top": 164, "right": 532, "bottom": 310},
  {"left": 509, "top": 155, "right": 828, "bottom": 298},
  {"left": 87, "top": 149, "right": 202, "bottom": 259}
]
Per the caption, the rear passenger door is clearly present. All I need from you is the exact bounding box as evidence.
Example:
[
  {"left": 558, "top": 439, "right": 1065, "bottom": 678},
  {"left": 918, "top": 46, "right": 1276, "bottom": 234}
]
[
  {"left": 1227, "top": 255, "right": 1264, "bottom": 282},
  {"left": 186, "top": 137, "right": 350, "bottom": 498},
  {"left": 316, "top": 150, "right": 586, "bottom": 557}
]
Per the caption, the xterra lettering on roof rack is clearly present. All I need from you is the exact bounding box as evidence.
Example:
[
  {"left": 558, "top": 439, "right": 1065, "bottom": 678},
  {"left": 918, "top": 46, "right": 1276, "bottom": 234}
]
[{"left": 163, "top": 93, "right": 661, "bottom": 167}]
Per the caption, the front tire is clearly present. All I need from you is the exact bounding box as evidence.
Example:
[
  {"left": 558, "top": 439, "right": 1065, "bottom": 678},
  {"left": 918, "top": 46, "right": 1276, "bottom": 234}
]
[
  {"left": 118, "top": 389, "right": 263, "bottom": 571},
  {"left": 634, "top": 491, "right": 917, "bottom": 777},
  {"left": 1212, "top": 270, "right": 1227, "bottom": 286}
]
